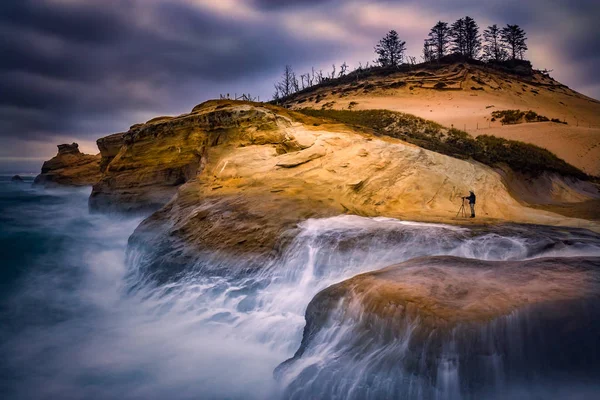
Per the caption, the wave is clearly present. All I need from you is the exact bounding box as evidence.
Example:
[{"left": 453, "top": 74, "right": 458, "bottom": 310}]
[{"left": 1, "top": 183, "right": 599, "bottom": 399}]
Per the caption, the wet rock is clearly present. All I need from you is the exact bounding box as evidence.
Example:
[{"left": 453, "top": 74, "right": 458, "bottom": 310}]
[
  {"left": 278, "top": 256, "right": 600, "bottom": 399},
  {"left": 11, "top": 175, "right": 24, "bottom": 182}
]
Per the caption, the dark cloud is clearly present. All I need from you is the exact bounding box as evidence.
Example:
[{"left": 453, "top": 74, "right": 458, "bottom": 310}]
[
  {"left": 252, "top": 0, "right": 332, "bottom": 9},
  {"left": 0, "top": 0, "right": 341, "bottom": 157},
  {"left": 1, "top": 0, "right": 599, "bottom": 169}
]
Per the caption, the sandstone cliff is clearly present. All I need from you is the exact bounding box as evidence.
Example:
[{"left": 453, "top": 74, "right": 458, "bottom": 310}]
[
  {"left": 118, "top": 100, "right": 599, "bottom": 281},
  {"left": 34, "top": 143, "right": 101, "bottom": 187},
  {"left": 90, "top": 101, "right": 298, "bottom": 212}
]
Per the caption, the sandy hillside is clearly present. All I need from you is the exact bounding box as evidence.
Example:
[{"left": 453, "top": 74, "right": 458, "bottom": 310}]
[
  {"left": 285, "top": 63, "right": 600, "bottom": 176},
  {"left": 475, "top": 124, "right": 600, "bottom": 176}
]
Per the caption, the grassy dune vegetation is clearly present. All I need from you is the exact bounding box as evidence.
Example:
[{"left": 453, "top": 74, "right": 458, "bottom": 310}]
[
  {"left": 300, "top": 108, "right": 588, "bottom": 179},
  {"left": 491, "top": 109, "right": 567, "bottom": 125}
]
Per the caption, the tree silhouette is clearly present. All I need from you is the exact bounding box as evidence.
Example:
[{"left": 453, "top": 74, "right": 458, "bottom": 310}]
[
  {"left": 428, "top": 21, "right": 451, "bottom": 60},
  {"left": 450, "top": 18, "right": 467, "bottom": 55},
  {"left": 483, "top": 24, "right": 507, "bottom": 62},
  {"left": 422, "top": 39, "right": 435, "bottom": 62},
  {"left": 501, "top": 24, "right": 527, "bottom": 60},
  {"left": 464, "top": 16, "right": 481, "bottom": 59},
  {"left": 274, "top": 65, "right": 298, "bottom": 99},
  {"left": 451, "top": 17, "right": 481, "bottom": 59},
  {"left": 339, "top": 62, "right": 349, "bottom": 77},
  {"left": 374, "top": 30, "right": 406, "bottom": 67}
]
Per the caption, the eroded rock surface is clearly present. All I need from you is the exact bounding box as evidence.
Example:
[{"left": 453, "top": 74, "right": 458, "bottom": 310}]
[
  {"left": 90, "top": 101, "right": 298, "bottom": 212},
  {"left": 119, "top": 101, "right": 599, "bottom": 280},
  {"left": 34, "top": 143, "right": 101, "bottom": 187}
]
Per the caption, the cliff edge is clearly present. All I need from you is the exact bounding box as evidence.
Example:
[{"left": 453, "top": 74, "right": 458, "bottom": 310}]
[{"left": 34, "top": 143, "right": 101, "bottom": 187}]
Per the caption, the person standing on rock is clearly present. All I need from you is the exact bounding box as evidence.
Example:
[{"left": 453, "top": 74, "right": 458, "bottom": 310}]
[{"left": 464, "top": 191, "right": 476, "bottom": 218}]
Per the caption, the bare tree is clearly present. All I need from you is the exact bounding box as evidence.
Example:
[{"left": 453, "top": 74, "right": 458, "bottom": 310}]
[
  {"left": 374, "top": 30, "right": 406, "bottom": 67},
  {"left": 501, "top": 24, "right": 527, "bottom": 60},
  {"left": 483, "top": 24, "right": 507, "bottom": 62},
  {"left": 329, "top": 64, "right": 336, "bottom": 79},
  {"left": 316, "top": 69, "right": 324, "bottom": 84},
  {"left": 339, "top": 62, "right": 348, "bottom": 77},
  {"left": 422, "top": 39, "right": 435, "bottom": 62},
  {"left": 292, "top": 72, "right": 299, "bottom": 93},
  {"left": 274, "top": 65, "right": 298, "bottom": 98},
  {"left": 428, "top": 21, "right": 451, "bottom": 60}
]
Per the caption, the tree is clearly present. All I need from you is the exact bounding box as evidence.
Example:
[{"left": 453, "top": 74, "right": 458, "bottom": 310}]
[
  {"left": 482, "top": 24, "right": 507, "bottom": 62},
  {"left": 374, "top": 30, "right": 406, "bottom": 67},
  {"left": 450, "top": 18, "right": 467, "bottom": 55},
  {"left": 300, "top": 73, "right": 309, "bottom": 90},
  {"left": 500, "top": 24, "right": 527, "bottom": 60},
  {"left": 274, "top": 65, "right": 298, "bottom": 99},
  {"left": 464, "top": 16, "right": 481, "bottom": 59},
  {"left": 422, "top": 39, "right": 435, "bottom": 62},
  {"left": 339, "top": 62, "right": 348, "bottom": 77},
  {"left": 428, "top": 21, "right": 451, "bottom": 60},
  {"left": 451, "top": 17, "right": 481, "bottom": 59}
]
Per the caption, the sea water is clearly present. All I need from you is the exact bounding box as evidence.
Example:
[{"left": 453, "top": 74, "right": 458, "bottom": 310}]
[{"left": 1, "top": 176, "right": 599, "bottom": 399}]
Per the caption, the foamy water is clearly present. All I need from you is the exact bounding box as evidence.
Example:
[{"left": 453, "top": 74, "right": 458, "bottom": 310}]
[{"left": 1, "top": 179, "right": 599, "bottom": 399}]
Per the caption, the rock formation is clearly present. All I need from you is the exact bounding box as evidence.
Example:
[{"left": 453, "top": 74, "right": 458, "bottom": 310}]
[
  {"left": 11, "top": 175, "right": 24, "bottom": 182},
  {"left": 89, "top": 101, "right": 299, "bottom": 212},
  {"left": 119, "top": 100, "right": 599, "bottom": 281},
  {"left": 34, "top": 143, "right": 101, "bottom": 187},
  {"left": 277, "top": 256, "right": 600, "bottom": 399}
]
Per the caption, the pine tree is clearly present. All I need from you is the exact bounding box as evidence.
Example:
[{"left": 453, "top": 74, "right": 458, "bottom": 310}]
[
  {"left": 450, "top": 18, "right": 466, "bottom": 55},
  {"left": 500, "top": 24, "right": 528, "bottom": 60},
  {"left": 374, "top": 30, "right": 406, "bottom": 67},
  {"left": 464, "top": 16, "right": 481, "bottom": 59},
  {"left": 482, "top": 24, "right": 507, "bottom": 62},
  {"left": 428, "top": 21, "right": 451, "bottom": 60}
]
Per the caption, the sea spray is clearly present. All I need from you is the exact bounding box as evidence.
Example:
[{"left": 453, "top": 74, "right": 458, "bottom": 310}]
[{"left": 1, "top": 181, "right": 600, "bottom": 399}]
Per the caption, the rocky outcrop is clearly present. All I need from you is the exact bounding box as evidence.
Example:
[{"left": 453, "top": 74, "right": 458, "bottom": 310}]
[
  {"left": 96, "top": 132, "right": 125, "bottom": 172},
  {"left": 33, "top": 143, "right": 101, "bottom": 187},
  {"left": 89, "top": 101, "right": 298, "bottom": 212},
  {"left": 277, "top": 256, "right": 600, "bottom": 399},
  {"left": 121, "top": 101, "right": 600, "bottom": 282},
  {"left": 297, "top": 256, "right": 600, "bottom": 332},
  {"left": 11, "top": 175, "right": 24, "bottom": 182}
]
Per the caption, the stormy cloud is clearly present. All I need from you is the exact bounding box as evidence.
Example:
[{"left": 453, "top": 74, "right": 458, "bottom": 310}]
[{"left": 1, "top": 0, "right": 599, "bottom": 171}]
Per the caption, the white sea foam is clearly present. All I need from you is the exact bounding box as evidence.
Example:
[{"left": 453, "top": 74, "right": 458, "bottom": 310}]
[{"left": 1, "top": 184, "right": 599, "bottom": 399}]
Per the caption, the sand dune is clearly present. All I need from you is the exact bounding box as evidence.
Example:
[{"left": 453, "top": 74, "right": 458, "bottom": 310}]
[{"left": 287, "top": 63, "right": 600, "bottom": 176}]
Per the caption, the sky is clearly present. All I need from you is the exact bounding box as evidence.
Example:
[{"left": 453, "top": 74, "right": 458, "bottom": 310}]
[{"left": 1, "top": 0, "right": 599, "bottom": 173}]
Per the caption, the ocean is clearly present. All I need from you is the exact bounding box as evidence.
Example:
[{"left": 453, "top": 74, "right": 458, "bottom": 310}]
[{"left": 1, "top": 175, "right": 599, "bottom": 400}]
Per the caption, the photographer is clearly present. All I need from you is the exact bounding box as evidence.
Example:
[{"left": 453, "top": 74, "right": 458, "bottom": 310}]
[{"left": 463, "top": 191, "right": 476, "bottom": 218}]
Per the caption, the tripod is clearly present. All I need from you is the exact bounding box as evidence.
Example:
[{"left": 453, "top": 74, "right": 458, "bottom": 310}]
[{"left": 456, "top": 198, "right": 467, "bottom": 218}]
